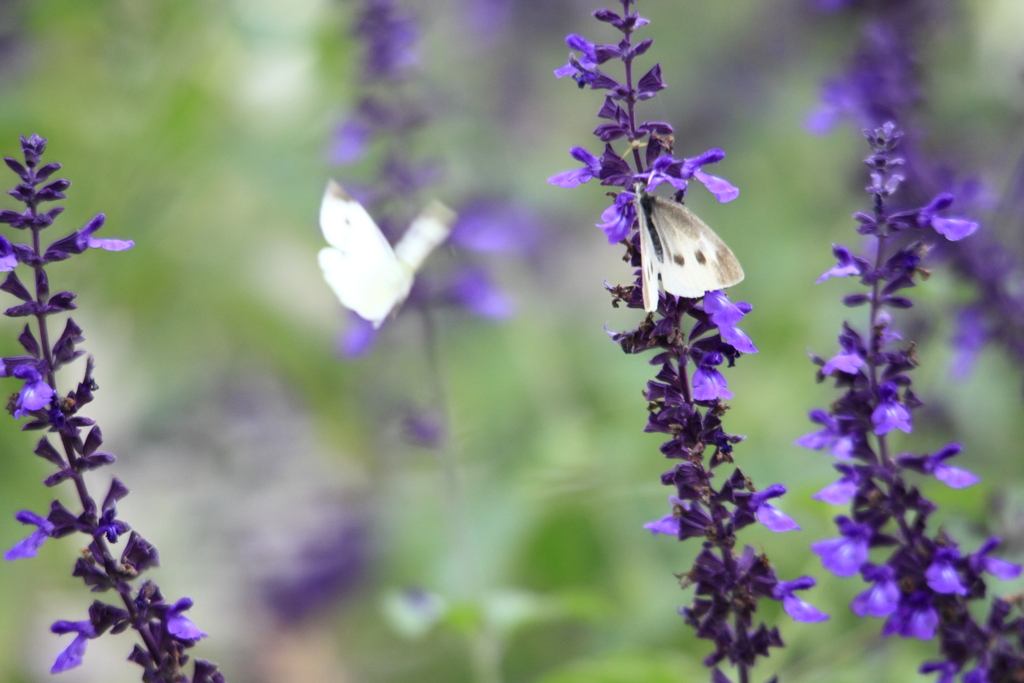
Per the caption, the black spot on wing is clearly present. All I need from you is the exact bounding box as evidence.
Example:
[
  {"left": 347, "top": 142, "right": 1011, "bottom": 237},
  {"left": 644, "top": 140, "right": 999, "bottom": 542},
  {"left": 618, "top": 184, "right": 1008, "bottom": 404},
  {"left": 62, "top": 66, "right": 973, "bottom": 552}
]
[
  {"left": 695, "top": 250, "right": 706, "bottom": 265},
  {"left": 673, "top": 254, "right": 685, "bottom": 266}
]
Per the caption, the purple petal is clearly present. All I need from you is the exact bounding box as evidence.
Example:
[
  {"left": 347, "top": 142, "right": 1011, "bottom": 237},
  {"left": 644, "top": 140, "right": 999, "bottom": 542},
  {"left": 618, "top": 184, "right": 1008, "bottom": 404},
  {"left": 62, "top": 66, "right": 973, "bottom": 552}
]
[
  {"left": 813, "top": 478, "right": 857, "bottom": 505},
  {"left": 692, "top": 366, "right": 732, "bottom": 401},
  {"left": 448, "top": 268, "right": 515, "bottom": 319},
  {"left": 720, "top": 324, "right": 757, "bottom": 354},
  {"left": 88, "top": 237, "right": 134, "bottom": 251},
  {"left": 811, "top": 537, "right": 867, "bottom": 577},
  {"left": 782, "top": 594, "right": 829, "bottom": 622},
  {"left": 831, "top": 436, "right": 855, "bottom": 461},
  {"left": 851, "top": 580, "right": 900, "bottom": 618},
  {"left": 871, "top": 400, "right": 912, "bottom": 435},
  {"left": 756, "top": 504, "right": 800, "bottom": 532},
  {"left": 51, "top": 634, "right": 89, "bottom": 673},
  {"left": 822, "top": 352, "right": 864, "bottom": 375},
  {"left": 983, "top": 556, "right": 1022, "bottom": 580},
  {"left": 4, "top": 528, "right": 50, "bottom": 560},
  {"left": 338, "top": 313, "right": 379, "bottom": 358},
  {"left": 553, "top": 63, "right": 576, "bottom": 78},
  {"left": 933, "top": 464, "right": 979, "bottom": 489},
  {"left": 20, "top": 379, "right": 54, "bottom": 411},
  {"left": 816, "top": 263, "right": 860, "bottom": 283},
  {"left": 906, "top": 606, "right": 939, "bottom": 640},
  {"left": 931, "top": 217, "right": 978, "bottom": 241},
  {"left": 925, "top": 560, "right": 967, "bottom": 595},
  {"left": 167, "top": 613, "right": 208, "bottom": 640},
  {"left": 643, "top": 514, "right": 680, "bottom": 536},
  {"left": 693, "top": 170, "right": 739, "bottom": 203},
  {"left": 330, "top": 120, "right": 371, "bottom": 165},
  {"left": 547, "top": 168, "right": 592, "bottom": 188}
]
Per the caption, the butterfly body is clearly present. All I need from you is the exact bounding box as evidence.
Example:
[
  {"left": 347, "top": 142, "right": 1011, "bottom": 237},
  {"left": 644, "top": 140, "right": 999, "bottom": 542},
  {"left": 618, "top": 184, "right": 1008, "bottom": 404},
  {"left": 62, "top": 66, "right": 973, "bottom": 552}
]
[
  {"left": 318, "top": 180, "right": 455, "bottom": 327},
  {"left": 635, "top": 192, "right": 743, "bottom": 311}
]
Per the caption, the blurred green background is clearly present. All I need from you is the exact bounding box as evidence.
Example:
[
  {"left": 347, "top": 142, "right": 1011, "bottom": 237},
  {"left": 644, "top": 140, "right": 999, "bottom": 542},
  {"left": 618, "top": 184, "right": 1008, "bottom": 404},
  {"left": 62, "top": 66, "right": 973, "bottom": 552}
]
[{"left": 0, "top": 0, "right": 1023, "bottom": 682}]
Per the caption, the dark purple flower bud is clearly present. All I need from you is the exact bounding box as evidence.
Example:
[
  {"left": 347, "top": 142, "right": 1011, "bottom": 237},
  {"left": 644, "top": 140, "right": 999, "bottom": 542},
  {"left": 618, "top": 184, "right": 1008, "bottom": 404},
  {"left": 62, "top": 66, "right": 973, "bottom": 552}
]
[
  {"left": 0, "top": 272, "right": 30, "bottom": 302},
  {"left": 192, "top": 660, "right": 226, "bottom": 683},
  {"left": 881, "top": 590, "right": 938, "bottom": 640},
  {"left": 4, "top": 509, "right": 55, "bottom": 560},
  {"left": 772, "top": 576, "right": 829, "bottom": 622},
  {"left": 49, "top": 619, "right": 97, "bottom": 672},
  {"left": 811, "top": 516, "right": 872, "bottom": 577},
  {"left": 121, "top": 531, "right": 160, "bottom": 574},
  {"left": 636, "top": 63, "right": 666, "bottom": 100},
  {"left": 102, "top": 477, "right": 129, "bottom": 511},
  {"left": 851, "top": 563, "right": 900, "bottom": 618},
  {"left": 871, "top": 381, "right": 911, "bottom": 435},
  {"left": 72, "top": 557, "right": 111, "bottom": 591},
  {"left": 896, "top": 443, "right": 979, "bottom": 489}
]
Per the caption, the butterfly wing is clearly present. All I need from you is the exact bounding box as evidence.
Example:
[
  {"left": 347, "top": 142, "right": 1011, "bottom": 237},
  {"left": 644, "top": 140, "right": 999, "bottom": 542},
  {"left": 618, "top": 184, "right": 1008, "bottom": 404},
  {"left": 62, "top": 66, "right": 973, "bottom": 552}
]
[
  {"left": 642, "top": 194, "right": 743, "bottom": 306},
  {"left": 318, "top": 180, "right": 413, "bottom": 327},
  {"left": 635, "top": 193, "right": 662, "bottom": 312},
  {"left": 394, "top": 200, "right": 457, "bottom": 271}
]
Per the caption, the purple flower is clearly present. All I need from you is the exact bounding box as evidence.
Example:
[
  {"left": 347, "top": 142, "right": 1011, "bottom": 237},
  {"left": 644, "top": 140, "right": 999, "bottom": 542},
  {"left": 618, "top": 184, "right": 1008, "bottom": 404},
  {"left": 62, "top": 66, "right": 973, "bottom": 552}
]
[
  {"left": 166, "top": 598, "right": 208, "bottom": 640},
  {"left": 548, "top": 147, "right": 602, "bottom": 188},
  {"left": 812, "top": 464, "right": 860, "bottom": 505},
  {"left": 445, "top": 266, "right": 514, "bottom": 319},
  {"left": 811, "top": 516, "right": 872, "bottom": 577},
  {"left": 50, "top": 620, "right": 97, "bottom": 673},
  {"left": 338, "top": 311, "right": 379, "bottom": 358},
  {"left": 871, "top": 381, "right": 912, "bottom": 435},
  {"left": 967, "top": 538, "right": 1022, "bottom": 581},
  {"left": 704, "top": 290, "right": 757, "bottom": 354},
  {"left": 816, "top": 246, "right": 862, "bottom": 286},
  {"left": 11, "top": 364, "right": 53, "bottom": 418},
  {"left": 822, "top": 350, "right": 864, "bottom": 376},
  {"left": 0, "top": 234, "right": 16, "bottom": 271},
  {"left": 680, "top": 149, "right": 739, "bottom": 203},
  {"left": 882, "top": 591, "right": 938, "bottom": 640},
  {"left": 4, "top": 509, "right": 54, "bottom": 560},
  {"left": 596, "top": 190, "right": 636, "bottom": 243},
  {"left": 851, "top": 564, "right": 900, "bottom": 618},
  {"left": 795, "top": 409, "right": 855, "bottom": 460},
  {"left": 635, "top": 154, "right": 689, "bottom": 193},
  {"left": 644, "top": 496, "right": 686, "bottom": 536},
  {"left": 925, "top": 547, "right": 967, "bottom": 595},
  {"left": 772, "top": 576, "right": 829, "bottom": 622},
  {"left": 749, "top": 484, "right": 800, "bottom": 532},
  {"left": 692, "top": 352, "right": 733, "bottom": 401},
  {"left": 896, "top": 444, "right": 979, "bottom": 489},
  {"left": 917, "top": 193, "right": 979, "bottom": 241}
]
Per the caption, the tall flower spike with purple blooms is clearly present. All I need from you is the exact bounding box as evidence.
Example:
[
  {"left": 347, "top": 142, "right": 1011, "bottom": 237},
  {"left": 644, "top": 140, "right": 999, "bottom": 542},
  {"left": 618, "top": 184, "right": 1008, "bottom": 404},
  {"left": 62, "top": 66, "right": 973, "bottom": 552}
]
[
  {"left": 549, "top": 4, "right": 826, "bottom": 681},
  {"left": 330, "top": 0, "right": 528, "bottom": 363},
  {"left": 807, "top": 0, "right": 1024, "bottom": 384},
  {"left": 0, "top": 135, "right": 225, "bottom": 683},
  {"left": 800, "top": 122, "right": 1024, "bottom": 682}
]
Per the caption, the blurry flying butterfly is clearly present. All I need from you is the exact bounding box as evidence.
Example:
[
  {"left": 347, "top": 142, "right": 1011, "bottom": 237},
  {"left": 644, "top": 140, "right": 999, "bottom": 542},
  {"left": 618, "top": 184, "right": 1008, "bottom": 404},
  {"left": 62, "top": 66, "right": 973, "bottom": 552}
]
[
  {"left": 634, "top": 192, "right": 744, "bottom": 312},
  {"left": 318, "top": 180, "right": 456, "bottom": 327}
]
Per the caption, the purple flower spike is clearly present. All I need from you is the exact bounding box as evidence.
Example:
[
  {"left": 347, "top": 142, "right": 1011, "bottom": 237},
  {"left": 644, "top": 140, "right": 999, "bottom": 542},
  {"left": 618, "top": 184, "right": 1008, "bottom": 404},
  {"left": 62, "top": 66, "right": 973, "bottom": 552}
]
[
  {"left": 968, "top": 538, "right": 1023, "bottom": 581},
  {"left": 811, "top": 516, "right": 872, "bottom": 577},
  {"left": 896, "top": 444, "right": 979, "bottom": 489},
  {"left": 812, "top": 464, "right": 860, "bottom": 505},
  {"left": 851, "top": 564, "right": 900, "bottom": 618},
  {"left": 871, "top": 382, "right": 912, "bottom": 435},
  {"left": 50, "top": 620, "right": 97, "bottom": 673},
  {"left": 882, "top": 591, "right": 938, "bottom": 641},
  {"left": 773, "top": 576, "right": 829, "bottom": 622},
  {"left": 925, "top": 547, "right": 967, "bottom": 595},
  {"left": 548, "top": 147, "right": 602, "bottom": 188},
  {"left": 4, "top": 509, "right": 55, "bottom": 560}
]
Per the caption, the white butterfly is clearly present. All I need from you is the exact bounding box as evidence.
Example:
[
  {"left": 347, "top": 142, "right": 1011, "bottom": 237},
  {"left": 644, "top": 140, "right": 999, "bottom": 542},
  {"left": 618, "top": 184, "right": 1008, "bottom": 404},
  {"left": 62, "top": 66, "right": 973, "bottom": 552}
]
[
  {"left": 635, "top": 192, "right": 744, "bottom": 312},
  {"left": 318, "top": 180, "right": 456, "bottom": 327}
]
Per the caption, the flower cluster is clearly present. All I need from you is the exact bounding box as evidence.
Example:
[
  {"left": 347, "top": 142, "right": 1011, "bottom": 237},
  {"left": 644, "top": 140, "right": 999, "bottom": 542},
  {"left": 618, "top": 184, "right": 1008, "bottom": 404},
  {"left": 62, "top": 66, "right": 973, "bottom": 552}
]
[
  {"left": 329, "top": 0, "right": 529, "bottom": 359},
  {"left": 549, "top": 3, "right": 825, "bottom": 681},
  {"left": 1, "top": 135, "right": 224, "bottom": 682},
  {"left": 807, "top": 0, "right": 1024, "bottom": 382},
  {"left": 800, "top": 122, "right": 1024, "bottom": 682}
]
